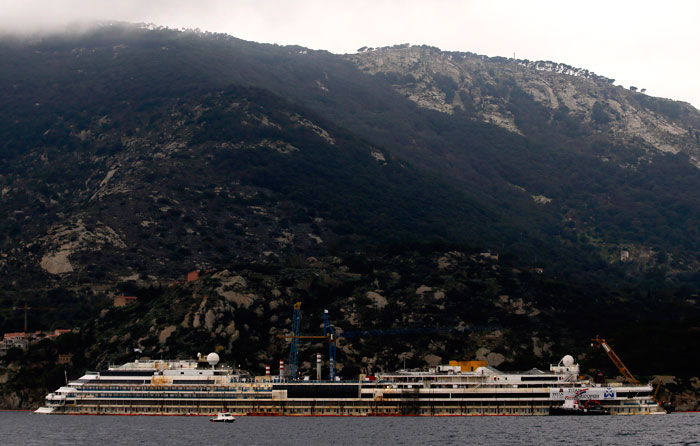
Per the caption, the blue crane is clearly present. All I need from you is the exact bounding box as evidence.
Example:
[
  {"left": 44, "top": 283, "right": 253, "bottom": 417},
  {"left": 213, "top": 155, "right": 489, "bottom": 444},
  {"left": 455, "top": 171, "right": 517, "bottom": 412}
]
[
  {"left": 279, "top": 306, "right": 338, "bottom": 381},
  {"left": 286, "top": 302, "right": 302, "bottom": 378}
]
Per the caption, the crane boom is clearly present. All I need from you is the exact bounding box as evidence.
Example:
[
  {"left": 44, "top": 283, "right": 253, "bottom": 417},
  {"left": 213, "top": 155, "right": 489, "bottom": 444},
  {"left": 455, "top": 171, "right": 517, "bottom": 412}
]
[
  {"left": 591, "top": 335, "right": 640, "bottom": 385},
  {"left": 279, "top": 335, "right": 330, "bottom": 339},
  {"left": 1, "top": 303, "right": 57, "bottom": 332}
]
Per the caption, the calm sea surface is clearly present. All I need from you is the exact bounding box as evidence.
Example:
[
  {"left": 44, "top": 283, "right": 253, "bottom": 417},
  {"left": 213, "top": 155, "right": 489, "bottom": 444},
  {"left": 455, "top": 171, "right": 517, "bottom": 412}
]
[{"left": 1, "top": 411, "right": 699, "bottom": 446}]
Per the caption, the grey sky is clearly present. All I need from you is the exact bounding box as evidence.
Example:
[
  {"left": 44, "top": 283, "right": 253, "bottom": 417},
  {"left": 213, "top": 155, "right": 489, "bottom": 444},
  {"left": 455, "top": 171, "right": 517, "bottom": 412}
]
[{"left": 1, "top": 0, "right": 698, "bottom": 108}]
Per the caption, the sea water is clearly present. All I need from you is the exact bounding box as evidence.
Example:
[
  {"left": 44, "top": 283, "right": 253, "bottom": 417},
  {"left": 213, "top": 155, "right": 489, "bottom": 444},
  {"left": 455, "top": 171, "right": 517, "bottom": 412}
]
[{"left": 1, "top": 411, "right": 698, "bottom": 445}]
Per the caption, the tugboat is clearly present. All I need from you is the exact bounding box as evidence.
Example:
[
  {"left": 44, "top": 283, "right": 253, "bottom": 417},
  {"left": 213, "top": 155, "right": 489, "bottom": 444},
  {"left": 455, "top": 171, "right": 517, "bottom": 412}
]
[
  {"left": 659, "top": 400, "right": 675, "bottom": 414},
  {"left": 210, "top": 412, "right": 236, "bottom": 423},
  {"left": 549, "top": 397, "right": 610, "bottom": 416}
]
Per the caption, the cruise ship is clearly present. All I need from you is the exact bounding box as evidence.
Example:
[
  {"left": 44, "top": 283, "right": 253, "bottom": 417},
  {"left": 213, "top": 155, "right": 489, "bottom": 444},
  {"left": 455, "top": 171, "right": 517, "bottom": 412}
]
[{"left": 36, "top": 353, "right": 661, "bottom": 416}]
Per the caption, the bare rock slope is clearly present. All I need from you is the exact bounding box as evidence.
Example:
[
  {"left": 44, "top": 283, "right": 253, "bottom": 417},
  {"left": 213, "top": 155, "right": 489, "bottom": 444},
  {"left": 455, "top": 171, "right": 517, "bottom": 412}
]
[{"left": 348, "top": 46, "right": 700, "bottom": 163}]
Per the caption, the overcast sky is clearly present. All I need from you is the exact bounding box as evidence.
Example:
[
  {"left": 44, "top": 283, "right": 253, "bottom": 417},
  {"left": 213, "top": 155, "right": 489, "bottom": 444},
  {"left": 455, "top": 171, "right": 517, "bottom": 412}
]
[{"left": 2, "top": 0, "right": 699, "bottom": 108}]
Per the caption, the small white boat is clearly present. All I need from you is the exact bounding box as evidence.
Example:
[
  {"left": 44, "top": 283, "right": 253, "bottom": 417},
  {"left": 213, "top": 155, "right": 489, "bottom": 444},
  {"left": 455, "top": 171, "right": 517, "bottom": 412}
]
[
  {"left": 210, "top": 412, "right": 236, "bottom": 423},
  {"left": 549, "top": 397, "right": 610, "bottom": 416}
]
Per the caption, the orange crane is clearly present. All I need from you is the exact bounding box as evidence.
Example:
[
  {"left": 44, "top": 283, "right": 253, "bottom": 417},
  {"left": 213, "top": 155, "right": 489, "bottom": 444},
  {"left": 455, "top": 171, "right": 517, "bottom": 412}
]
[
  {"left": 651, "top": 378, "right": 676, "bottom": 413},
  {"left": 591, "top": 335, "right": 640, "bottom": 385},
  {"left": 653, "top": 379, "right": 662, "bottom": 402},
  {"left": 0, "top": 303, "right": 57, "bottom": 333}
]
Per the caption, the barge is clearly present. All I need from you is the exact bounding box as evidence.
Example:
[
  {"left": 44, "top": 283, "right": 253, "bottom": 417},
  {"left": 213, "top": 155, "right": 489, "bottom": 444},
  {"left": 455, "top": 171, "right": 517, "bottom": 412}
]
[{"left": 36, "top": 353, "right": 661, "bottom": 416}]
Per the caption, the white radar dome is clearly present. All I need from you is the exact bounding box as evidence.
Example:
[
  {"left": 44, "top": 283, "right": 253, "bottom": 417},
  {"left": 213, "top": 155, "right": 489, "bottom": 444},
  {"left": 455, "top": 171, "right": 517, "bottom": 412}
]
[
  {"left": 207, "top": 352, "right": 220, "bottom": 366},
  {"left": 561, "top": 355, "right": 574, "bottom": 367}
]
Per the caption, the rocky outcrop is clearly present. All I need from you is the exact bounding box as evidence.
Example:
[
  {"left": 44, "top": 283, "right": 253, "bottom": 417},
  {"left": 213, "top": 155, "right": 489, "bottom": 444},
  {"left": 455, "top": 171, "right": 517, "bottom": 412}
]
[
  {"left": 39, "top": 250, "right": 74, "bottom": 275},
  {"left": 365, "top": 291, "right": 388, "bottom": 309},
  {"left": 38, "top": 218, "right": 126, "bottom": 275}
]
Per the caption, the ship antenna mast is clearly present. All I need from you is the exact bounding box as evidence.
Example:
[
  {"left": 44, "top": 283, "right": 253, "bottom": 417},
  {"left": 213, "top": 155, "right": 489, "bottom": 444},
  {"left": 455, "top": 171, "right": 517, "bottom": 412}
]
[{"left": 323, "top": 310, "right": 337, "bottom": 381}]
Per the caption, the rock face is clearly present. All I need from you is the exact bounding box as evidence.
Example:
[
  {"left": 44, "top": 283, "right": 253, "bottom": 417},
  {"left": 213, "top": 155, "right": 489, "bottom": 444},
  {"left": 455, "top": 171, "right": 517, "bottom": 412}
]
[
  {"left": 158, "top": 325, "right": 177, "bottom": 344},
  {"left": 38, "top": 219, "right": 126, "bottom": 274},
  {"left": 39, "top": 251, "right": 73, "bottom": 275},
  {"left": 347, "top": 46, "right": 700, "bottom": 162},
  {"left": 423, "top": 354, "right": 442, "bottom": 366},
  {"left": 365, "top": 291, "right": 388, "bottom": 309}
]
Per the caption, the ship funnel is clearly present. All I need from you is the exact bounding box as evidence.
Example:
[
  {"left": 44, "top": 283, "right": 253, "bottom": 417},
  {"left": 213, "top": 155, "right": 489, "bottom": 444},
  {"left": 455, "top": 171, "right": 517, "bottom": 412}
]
[{"left": 316, "top": 353, "right": 322, "bottom": 381}]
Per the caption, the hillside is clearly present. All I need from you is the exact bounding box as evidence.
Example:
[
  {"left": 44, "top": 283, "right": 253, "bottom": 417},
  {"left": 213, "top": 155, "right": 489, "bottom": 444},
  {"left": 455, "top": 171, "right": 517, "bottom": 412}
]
[
  {"left": 2, "top": 23, "right": 700, "bottom": 408},
  {"left": 344, "top": 46, "right": 700, "bottom": 269},
  {"left": 0, "top": 83, "right": 494, "bottom": 280},
  {"left": 4, "top": 249, "right": 699, "bottom": 409}
]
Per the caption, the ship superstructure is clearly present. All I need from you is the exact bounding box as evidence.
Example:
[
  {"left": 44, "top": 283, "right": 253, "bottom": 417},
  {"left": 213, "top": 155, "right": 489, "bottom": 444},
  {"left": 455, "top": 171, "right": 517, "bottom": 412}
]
[{"left": 36, "top": 353, "right": 660, "bottom": 416}]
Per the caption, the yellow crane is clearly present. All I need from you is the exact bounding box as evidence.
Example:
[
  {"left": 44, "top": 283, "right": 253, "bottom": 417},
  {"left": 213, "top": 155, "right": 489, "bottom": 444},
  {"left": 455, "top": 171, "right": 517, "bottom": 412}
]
[
  {"left": 653, "top": 378, "right": 662, "bottom": 402},
  {"left": 591, "top": 335, "right": 640, "bottom": 385}
]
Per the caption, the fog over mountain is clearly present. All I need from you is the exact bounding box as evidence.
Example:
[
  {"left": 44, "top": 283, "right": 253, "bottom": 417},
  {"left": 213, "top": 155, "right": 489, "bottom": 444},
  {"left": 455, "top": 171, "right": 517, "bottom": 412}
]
[{"left": 2, "top": 0, "right": 699, "bottom": 108}]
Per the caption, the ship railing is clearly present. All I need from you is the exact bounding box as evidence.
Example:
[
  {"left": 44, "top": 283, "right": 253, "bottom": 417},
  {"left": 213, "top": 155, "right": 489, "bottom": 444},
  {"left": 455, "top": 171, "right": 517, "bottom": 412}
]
[
  {"left": 84, "top": 394, "right": 273, "bottom": 400},
  {"left": 267, "top": 379, "right": 364, "bottom": 385},
  {"left": 279, "top": 379, "right": 361, "bottom": 384}
]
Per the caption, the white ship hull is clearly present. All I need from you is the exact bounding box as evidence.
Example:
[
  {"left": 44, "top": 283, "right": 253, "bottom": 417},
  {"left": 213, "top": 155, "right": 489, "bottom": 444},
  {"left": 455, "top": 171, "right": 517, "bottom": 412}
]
[{"left": 36, "top": 356, "right": 662, "bottom": 416}]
